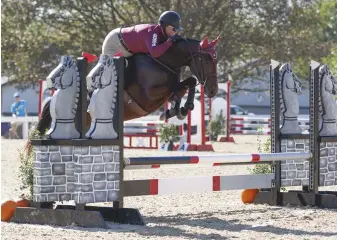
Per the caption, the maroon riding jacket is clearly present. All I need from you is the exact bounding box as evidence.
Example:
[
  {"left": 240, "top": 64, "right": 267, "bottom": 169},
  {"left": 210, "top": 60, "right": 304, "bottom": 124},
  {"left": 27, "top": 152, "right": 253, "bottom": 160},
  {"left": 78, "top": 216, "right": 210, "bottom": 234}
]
[{"left": 121, "top": 24, "right": 173, "bottom": 57}]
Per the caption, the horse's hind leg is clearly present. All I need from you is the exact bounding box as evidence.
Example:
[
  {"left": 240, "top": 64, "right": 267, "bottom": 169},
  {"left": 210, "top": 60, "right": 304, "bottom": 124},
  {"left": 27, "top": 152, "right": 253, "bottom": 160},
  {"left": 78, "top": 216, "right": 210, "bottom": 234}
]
[{"left": 24, "top": 98, "right": 52, "bottom": 152}]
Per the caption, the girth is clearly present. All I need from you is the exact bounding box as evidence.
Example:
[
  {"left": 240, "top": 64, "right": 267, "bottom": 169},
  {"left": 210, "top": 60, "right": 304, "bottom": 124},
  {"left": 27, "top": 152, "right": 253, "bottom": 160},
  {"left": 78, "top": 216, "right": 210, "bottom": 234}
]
[{"left": 124, "top": 91, "right": 148, "bottom": 116}]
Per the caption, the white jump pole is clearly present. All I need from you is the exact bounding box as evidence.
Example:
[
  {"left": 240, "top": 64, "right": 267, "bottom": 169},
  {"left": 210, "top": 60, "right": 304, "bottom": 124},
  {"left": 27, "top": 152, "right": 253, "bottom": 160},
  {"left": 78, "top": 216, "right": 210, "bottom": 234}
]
[{"left": 125, "top": 152, "right": 312, "bottom": 168}]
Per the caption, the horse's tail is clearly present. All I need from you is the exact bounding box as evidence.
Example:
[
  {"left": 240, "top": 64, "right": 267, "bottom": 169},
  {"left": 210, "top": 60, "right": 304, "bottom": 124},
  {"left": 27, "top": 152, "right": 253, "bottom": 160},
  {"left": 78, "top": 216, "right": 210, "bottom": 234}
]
[
  {"left": 25, "top": 98, "right": 52, "bottom": 153},
  {"left": 37, "top": 98, "right": 52, "bottom": 134}
]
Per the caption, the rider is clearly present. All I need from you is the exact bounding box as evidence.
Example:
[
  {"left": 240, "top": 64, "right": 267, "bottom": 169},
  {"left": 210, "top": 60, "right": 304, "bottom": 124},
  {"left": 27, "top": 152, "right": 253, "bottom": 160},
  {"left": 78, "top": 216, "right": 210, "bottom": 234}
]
[{"left": 102, "top": 11, "right": 183, "bottom": 58}]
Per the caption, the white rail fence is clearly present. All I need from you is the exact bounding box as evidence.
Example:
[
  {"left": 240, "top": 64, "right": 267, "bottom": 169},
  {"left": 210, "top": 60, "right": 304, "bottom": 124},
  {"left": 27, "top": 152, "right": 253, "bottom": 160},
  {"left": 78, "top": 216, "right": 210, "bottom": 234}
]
[
  {"left": 230, "top": 116, "right": 310, "bottom": 135},
  {"left": 1, "top": 115, "right": 311, "bottom": 140}
]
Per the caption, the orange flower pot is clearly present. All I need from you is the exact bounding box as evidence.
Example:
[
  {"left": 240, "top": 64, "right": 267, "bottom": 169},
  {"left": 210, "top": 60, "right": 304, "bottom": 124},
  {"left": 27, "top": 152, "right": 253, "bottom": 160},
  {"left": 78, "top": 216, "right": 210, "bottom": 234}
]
[
  {"left": 16, "top": 199, "right": 30, "bottom": 208},
  {"left": 241, "top": 189, "right": 259, "bottom": 204},
  {"left": 1, "top": 200, "right": 18, "bottom": 222}
]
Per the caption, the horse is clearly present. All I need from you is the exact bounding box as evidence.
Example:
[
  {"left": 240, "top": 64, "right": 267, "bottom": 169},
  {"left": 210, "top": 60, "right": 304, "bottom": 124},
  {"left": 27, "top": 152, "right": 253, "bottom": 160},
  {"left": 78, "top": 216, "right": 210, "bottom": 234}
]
[{"left": 35, "top": 36, "right": 220, "bottom": 137}]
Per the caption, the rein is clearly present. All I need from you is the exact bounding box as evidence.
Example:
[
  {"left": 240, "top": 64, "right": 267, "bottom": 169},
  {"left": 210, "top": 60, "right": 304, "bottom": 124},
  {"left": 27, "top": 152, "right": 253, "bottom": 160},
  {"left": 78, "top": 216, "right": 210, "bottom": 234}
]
[
  {"left": 146, "top": 53, "right": 178, "bottom": 75},
  {"left": 183, "top": 38, "right": 205, "bottom": 86}
]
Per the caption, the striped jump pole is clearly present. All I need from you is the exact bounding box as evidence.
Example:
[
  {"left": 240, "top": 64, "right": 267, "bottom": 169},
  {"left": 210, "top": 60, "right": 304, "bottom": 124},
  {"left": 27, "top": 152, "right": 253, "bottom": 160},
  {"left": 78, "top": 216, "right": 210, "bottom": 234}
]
[
  {"left": 123, "top": 174, "right": 276, "bottom": 196},
  {"left": 124, "top": 152, "right": 312, "bottom": 169}
]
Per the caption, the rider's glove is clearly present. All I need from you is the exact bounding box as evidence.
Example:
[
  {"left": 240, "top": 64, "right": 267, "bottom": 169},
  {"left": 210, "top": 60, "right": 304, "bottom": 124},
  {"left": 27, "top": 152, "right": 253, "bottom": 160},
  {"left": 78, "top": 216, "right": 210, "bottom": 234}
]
[{"left": 170, "top": 34, "right": 182, "bottom": 43}]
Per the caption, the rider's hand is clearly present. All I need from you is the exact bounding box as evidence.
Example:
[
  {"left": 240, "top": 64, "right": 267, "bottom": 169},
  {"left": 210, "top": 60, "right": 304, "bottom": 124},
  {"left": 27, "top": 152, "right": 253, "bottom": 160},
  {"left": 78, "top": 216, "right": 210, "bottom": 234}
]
[{"left": 170, "top": 34, "right": 182, "bottom": 42}]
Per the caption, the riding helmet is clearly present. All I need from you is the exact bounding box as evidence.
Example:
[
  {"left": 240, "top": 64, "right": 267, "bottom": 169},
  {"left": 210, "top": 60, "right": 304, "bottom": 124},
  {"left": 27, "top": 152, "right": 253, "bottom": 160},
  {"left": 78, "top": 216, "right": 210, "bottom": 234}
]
[{"left": 158, "top": 11, "right": 183, "bottom": 31}]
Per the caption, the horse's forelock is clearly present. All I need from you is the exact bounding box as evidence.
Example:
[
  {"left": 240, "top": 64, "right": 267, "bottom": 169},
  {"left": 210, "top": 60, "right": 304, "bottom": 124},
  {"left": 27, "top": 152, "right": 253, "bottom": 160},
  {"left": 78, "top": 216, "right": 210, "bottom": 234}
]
[
  {"left": 184, "top": 38, "right": 200, "bottom": 43},
  {"left": 202, "top": 46, "right": 217, "bottom": 58}
]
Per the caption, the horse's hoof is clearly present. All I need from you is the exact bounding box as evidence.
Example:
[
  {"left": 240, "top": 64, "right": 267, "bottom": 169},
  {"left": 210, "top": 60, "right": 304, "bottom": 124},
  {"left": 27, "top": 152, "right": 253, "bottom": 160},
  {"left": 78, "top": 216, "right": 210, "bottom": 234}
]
[
  {"left": 177, "top": 114, "right": 187, "bottom": 120},
  {"left": 159, "top": 113, "right": 166, "bottom": 121},
  {"left": 186, "top": 103, "right": 194, "bottom": 111}
]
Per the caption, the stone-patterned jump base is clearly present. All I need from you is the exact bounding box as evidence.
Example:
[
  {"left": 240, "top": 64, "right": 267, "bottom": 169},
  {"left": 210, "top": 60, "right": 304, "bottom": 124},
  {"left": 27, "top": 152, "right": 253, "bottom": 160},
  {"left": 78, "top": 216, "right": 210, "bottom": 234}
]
[
  {"left": 33, "top": 144, "right": 120, "bottom": 203},
  {"left": 281, "top": 138, "right": 337, "bottom": 187}
]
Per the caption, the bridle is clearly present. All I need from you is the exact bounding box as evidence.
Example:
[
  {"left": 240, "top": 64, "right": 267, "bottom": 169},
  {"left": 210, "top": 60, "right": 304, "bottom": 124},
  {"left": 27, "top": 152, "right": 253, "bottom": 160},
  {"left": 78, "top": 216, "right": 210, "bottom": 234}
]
[
  {"left": 185, "top": 39, "right": 205, "bottom": 86},
  {"left": 185, "top": 40, "right": 217, "bottom": 87}
]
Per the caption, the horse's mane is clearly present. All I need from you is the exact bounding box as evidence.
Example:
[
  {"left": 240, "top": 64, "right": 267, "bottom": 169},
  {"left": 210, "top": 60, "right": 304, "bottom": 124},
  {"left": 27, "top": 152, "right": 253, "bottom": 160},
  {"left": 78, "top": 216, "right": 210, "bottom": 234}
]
[
  {"left": 183, "top": 37, "right": 200, "bottom": 43},
  {"left": 175, "top": 37, "right": 200, "bottom": 44},
  {"left": 125, "top": 37, "right": 201, "bottom": 67}
]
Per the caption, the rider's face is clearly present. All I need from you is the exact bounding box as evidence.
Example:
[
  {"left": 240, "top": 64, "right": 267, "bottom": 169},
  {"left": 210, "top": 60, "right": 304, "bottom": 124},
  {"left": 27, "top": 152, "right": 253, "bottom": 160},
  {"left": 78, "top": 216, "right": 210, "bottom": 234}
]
[{"left": 165, "top": 25, "right": 178, "bottom": 37}]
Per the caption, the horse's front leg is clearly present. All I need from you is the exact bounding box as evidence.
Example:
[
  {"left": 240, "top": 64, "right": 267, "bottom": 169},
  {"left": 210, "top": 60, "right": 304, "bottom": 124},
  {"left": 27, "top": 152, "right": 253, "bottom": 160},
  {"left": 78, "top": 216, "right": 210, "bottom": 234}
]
[
  {"left": 159, "top": 94, "right": 182, "bottom": 120},
  {"left": 176, "top": 86, "right": 195, "bottom": 120},
  {"left": 168, "top": 76, "right": 197, "bottom": 102},
  {"left": 167, "top": 88, "right": 187, "bottom": 103},
  {"left": 175, "top": 76, "right": 197, "bottom": 120},
  {"left": 160, "top": 76, "right": 197, "bottom": 121}
]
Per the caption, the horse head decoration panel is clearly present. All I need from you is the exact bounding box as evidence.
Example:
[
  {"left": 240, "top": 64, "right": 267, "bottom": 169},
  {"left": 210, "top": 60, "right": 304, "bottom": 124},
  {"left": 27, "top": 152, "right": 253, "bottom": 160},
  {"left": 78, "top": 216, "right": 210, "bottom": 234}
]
[
  {"left": 279, "top": 63, "right": 303, "bottom": 134},
  {"left": 45, "top": 56, "right": 81, "bottom": 139},
  {"left": 318, "top": 64, "right": 337, "bottom": 136},
  {"left": 85, "top": 54, "right": 118, "bottom": 139}
]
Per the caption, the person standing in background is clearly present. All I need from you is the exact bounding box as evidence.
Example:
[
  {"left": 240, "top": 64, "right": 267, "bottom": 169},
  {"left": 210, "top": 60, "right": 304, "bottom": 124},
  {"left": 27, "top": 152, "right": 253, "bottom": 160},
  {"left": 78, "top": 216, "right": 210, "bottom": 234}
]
[{"left": 9, "top": 92, "right": 28, "bottom": 139}]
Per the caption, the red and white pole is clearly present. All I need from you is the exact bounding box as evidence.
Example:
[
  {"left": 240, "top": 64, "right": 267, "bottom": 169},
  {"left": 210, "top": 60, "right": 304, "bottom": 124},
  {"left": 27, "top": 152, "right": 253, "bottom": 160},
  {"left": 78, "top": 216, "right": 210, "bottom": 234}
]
[
  {"left": 226, "top": 81, "right": 231, "bottom": 141},
  {"left": 187, "top": 110, "right": 191, "bottom": 144},
  {"left": 200, "top": 85, "right": 206, "bottom": 145}
]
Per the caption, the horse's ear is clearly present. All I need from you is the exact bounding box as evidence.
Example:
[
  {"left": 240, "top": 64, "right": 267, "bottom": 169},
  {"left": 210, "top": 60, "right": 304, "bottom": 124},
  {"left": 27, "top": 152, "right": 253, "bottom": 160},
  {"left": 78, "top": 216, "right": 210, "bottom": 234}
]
[
  {"left": 210, "top": 35, "right": 220, "bottom": 48},
  {"left": 200, "top": 37, "right": 209, "bottom": 49}
]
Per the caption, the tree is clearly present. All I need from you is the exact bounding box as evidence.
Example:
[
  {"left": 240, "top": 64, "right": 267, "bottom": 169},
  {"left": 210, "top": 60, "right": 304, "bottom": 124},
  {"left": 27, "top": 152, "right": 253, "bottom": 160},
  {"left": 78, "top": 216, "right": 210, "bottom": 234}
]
[
  {"left": 2, "top": 0, "right": 336, "bottom": 91},
  {"left": 1, "top": 0, "right": 72, "bottom": 89}
]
